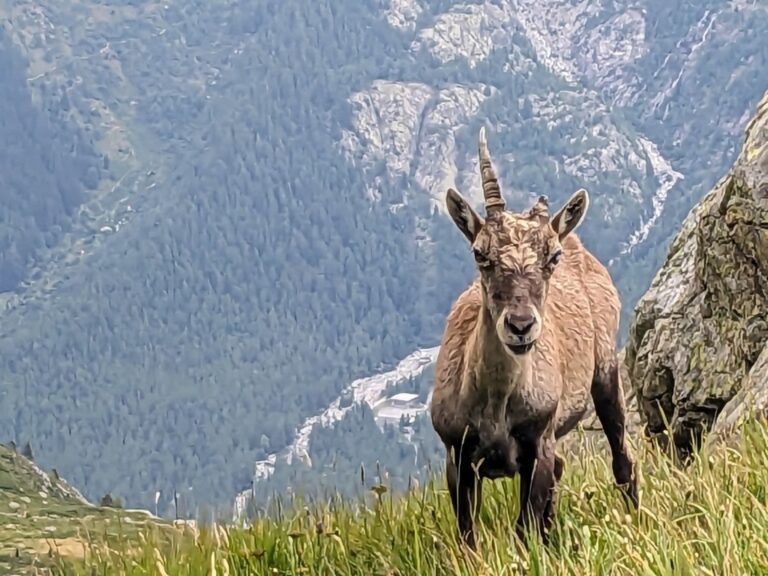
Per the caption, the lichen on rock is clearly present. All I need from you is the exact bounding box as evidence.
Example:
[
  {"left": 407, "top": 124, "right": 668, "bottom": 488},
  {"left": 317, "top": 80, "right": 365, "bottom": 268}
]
[{"left": 624, "top": 89, "right": 768, "bottom": 455}]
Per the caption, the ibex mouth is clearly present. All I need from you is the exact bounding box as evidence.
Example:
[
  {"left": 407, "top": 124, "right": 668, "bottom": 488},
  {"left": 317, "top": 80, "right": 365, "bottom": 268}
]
[{"left": 505, "top": 342, "right": 535, "bottom": 356}]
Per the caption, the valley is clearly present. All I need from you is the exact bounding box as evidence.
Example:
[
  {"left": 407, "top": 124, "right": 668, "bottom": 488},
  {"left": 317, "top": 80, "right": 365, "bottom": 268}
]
[{"left": 0, "top": 0, "right": 766, "bottom": 515}]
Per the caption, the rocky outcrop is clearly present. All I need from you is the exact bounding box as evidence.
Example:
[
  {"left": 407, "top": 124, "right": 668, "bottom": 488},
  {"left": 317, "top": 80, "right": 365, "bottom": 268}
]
[
  {"left": 625, "top": 91, "right": 768, "bottom": 455},
  {"left": 340, "top": 81, "right": 495, "bottom": 208}
]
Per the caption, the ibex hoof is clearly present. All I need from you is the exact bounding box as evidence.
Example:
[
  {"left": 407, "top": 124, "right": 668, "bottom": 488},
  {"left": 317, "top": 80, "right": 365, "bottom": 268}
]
[{"left": 616, "top": 481, "right": 639, "bottom": 510}]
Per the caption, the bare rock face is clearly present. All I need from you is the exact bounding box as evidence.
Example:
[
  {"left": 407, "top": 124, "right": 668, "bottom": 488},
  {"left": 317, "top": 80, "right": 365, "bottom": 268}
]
[
  {"left": 711, "top": 346, "right": 768, "bottom": 442},
  {"left": 624, "top": 91, "right": 768, "bottom": 455}
]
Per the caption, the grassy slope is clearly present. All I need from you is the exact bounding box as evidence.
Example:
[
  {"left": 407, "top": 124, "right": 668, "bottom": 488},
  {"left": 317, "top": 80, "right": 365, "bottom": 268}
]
[
  {"left": 0, "top": 446, "right": 189, "bottom": 575},
  {"left": 41, "top": 420, "right": 768, "bottom": 576}
]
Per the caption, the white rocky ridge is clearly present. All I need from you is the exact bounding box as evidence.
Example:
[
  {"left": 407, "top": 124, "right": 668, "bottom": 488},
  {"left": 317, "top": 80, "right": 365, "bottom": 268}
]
[
  {"left": 340, "top": 80, "right": 434, "bottom": 202},
  {"left": 411, "top": 2, "right": 517, "bottom": 69},
  {"left": 384, "top": 0, "right": 423, "bottom": 30},
  {"left": 528, "top": 88, "right": 646, "bottom": 176},
  {"left": 507, "top": 0, "right": 590, "bottom": 83},
  {"left": 409, "top": 0, "right": 646, "bottom": 103},
  {"left": 340, "top": 77, "right": 676, "bottom": 225},
  {"left": 413, "top": 85, "right": 498, "bottom": 208},
  {"left": 360, "top": 0, "right": 674, "bottom": 228},
  {"left": 340, "top": 80, "right": 495, "bottom": 208},
  {"left": 574, "top": 8, "right": 648, "bottom": 106}
]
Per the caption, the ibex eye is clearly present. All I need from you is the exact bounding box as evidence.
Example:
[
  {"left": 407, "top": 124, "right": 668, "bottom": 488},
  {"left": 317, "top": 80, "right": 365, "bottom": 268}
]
[{"left": 549, "top": 250, "right": 563, "bottom": 266}]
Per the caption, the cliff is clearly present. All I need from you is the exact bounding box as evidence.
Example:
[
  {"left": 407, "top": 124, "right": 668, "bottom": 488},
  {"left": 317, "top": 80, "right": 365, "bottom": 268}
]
[{"left": 624, "top": 90, "right": 768, "bottom": 455}]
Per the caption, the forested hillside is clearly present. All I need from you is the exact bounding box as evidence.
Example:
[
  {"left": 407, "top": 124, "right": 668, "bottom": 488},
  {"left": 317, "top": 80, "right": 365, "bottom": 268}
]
[
  {"left": 0, "top": 0, "right": 457, "bottom": 513},
  {"left": 0, "top": 0, "right": 766, "bottom": 515},
  {"left": 246, "top": 365, "right": 444, "bottom": 518},
  {"left": 0, "top": 33, "right": 103, "bottom": 291}
]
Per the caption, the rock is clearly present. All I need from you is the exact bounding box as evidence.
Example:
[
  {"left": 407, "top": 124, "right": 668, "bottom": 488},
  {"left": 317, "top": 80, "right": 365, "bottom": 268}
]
[
  {"left": 624, "top": 90, "right": 768, "bottom": 456},
  {"left": 710, "top": 346, "right": 768, "bottom": 441}
]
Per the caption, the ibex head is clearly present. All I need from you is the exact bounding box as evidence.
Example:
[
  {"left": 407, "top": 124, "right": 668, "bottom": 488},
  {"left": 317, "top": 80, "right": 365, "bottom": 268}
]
[{"left": 446, "top": 127, "right": 589, "bottom": 356}]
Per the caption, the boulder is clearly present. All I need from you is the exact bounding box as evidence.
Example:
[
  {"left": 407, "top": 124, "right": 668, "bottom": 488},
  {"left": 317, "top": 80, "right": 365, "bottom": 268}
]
[{"left": 624, "top": 91, "right": 768, "bottom": 456}]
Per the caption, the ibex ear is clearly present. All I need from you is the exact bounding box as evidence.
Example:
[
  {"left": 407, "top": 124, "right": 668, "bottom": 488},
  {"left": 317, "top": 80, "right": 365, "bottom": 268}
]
[
  {"left": 446, "top": 188, "right": 484, "bottom": 243},
  {"left": 551, "top": 188, "right": 589, "bottom": 240}
]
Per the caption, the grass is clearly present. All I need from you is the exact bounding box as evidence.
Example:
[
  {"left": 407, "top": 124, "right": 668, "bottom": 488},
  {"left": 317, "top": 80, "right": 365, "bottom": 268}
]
[{"left": 30, "top": 418, "right": 768, "bottom": 575}]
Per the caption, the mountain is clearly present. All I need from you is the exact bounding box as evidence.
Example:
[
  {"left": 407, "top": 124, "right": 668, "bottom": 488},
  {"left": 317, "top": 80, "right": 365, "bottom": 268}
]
[
  {"left": 4, "top": 78, "right": 768, "bottom": 576},
  {"left": 0, "top": 0, "right": 766, "bottom": 513},
  {"left": 626, "top": 88, "right": 768, "bottom": 456},
  {"left": 236, "top": 0, "right": 768, "bottom": 513}
]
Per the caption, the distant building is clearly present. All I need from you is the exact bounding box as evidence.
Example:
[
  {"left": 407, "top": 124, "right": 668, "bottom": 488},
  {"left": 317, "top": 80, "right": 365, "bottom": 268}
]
[
  {"left": 373, "top": 392, "right": 425, "bottom": 429},
  {"left": 390, "top": 392, "right": 419, "bottom": 407}
]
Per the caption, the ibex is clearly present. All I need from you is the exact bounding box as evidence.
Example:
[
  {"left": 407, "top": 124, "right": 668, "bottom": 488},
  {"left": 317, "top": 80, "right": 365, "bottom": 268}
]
[{"left": 430, "top": 127, "right": 638, "bottom": 549}]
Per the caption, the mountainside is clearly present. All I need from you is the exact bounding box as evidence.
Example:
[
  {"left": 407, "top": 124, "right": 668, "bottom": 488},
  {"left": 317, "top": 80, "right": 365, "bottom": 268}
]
[
  {"left": 0, "top": 30, "right": 103, "bottom": 292},
  {"left": 0, "top": 443, "right": 180, "bottom": 575},
  {"left": 626, "top": 89, "right": 768, "bottom": 455},
  {"left": 0, "top": 0, "right": 766, "bottom": 514}
]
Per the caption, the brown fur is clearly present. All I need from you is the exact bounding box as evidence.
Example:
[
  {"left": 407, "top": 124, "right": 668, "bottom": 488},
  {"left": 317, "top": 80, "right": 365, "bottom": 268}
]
[{"left": 431, "top": 127, "right": 638, "bottom": 549}]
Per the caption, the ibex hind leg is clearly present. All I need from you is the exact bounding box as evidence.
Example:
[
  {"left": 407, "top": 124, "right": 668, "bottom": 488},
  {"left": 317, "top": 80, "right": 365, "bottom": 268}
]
[
  {"left": 591, "top": 359, "right": 639, "bottom": 509},
  {"left": 554, "top": 453, "right": 564, "bottom": 482}
]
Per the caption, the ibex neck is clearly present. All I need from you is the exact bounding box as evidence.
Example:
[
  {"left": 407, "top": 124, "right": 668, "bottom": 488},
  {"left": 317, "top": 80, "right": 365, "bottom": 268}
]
[
  {"left": 463, "top": 305, "right": 532, "bottom": 398},
  {"left": 457, "top": 306, "right": 532, "bottom": 440}
]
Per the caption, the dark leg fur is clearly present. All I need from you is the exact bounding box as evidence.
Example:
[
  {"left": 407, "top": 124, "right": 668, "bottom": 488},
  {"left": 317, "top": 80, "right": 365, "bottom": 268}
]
[
  {"left": 446, "top": 453, "right": 483, "bottom": 550},
  {"left": 542, "top": 453, "right": 565, "bottom": 529},
  {"left": 554, "top": 453, "right": 564, "bottom": 482},
  {"left": 515, "top": 438, "right": 557, "bottom": 544},
  {"left": 591, "top": 361, "right": 639, "bottom": 509}
]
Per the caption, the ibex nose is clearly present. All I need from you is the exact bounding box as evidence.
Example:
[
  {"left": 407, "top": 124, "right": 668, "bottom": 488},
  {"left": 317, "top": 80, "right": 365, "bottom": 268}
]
[{"left": 505, "top": 313, "right": 536, "bottom": 336}]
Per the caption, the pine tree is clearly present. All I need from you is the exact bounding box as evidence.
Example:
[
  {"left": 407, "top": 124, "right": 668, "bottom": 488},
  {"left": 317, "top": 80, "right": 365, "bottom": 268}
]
[{"left": 21, "top": 441, "right": 33, "bottom": 461}]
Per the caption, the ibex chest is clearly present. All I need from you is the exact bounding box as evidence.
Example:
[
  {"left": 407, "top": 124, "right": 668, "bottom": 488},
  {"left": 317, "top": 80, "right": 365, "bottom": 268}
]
[{"left": 505, "top": 377, "right": 560, "bottom": 429}]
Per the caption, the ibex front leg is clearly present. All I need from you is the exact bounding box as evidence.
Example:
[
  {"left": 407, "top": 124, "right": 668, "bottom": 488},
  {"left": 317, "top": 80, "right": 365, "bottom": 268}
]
[
  {"left": 515, "top": 434, "right": 557, "bottom": 545},
  {"left": 542, "top": 452, "right": 565, "bottom": 527},
  {"left": 446, "top": 453, "right": 483, "bottom": 550}
]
